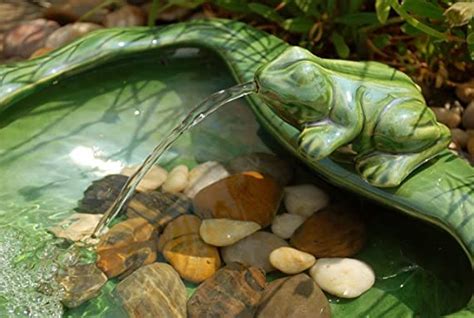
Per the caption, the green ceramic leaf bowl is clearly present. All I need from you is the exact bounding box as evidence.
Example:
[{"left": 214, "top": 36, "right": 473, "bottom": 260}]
[{"left": 0, "top": 20, "right": 472, "bottom": 317}]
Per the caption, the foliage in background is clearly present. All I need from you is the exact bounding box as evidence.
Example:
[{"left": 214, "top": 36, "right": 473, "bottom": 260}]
[{"left": 146, "top": 0, "right": 474, "bottom": 89}]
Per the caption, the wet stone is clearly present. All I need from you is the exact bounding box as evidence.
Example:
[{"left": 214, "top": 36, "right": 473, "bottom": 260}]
[
  {"left": 76, "top": 174, "right": 127, "bottom": 214},
  {"left": 199, "top": 218, "right": 261, "bottom": 246},
  {"left": 284, "top": 184, "right": 329, "bottom": 218},
  {"left": 48, "top": 213, "right": 102, "bottom": 242},
  {"left": 44, "top": 0, "right": 107, "bottom": 24},
  {"left": 290, "top": 204, "right": 366, "bottom": 258},
  {"left": 193, "top": 171, "right": 283, "bottom": 227},
  {"left": 271, "top": 213, "right": 306, "bottom": 239},
  {"left": 221, "top": 231, "right": 288, "bottom": 273},
  {"left": 115, "top": 263, "right": 187, "bottom": 318},
  {"left": 310, "top": 258, "right": 375, "bottom": 298},
  {"left": 227, "top": 152, "right": 293, "bottom": 186},
  {"left": 104, "top": 5, "right": 146, "bottom": 27},
  {"left": 184, "top": 161, "right": 230, "bottom": 198},
  {"left": 256, "top": 274, "right": 331, "bottom": 318},
  {"left": 187, "top": 263, "right": 266, "bottom": 318},
  {"left": 269, "top": 247, "right": 315, "bottom": 274},
  {"left": 57, "top": 263, "right": 107, "bottom": 308},
  {"left": 45, "top": 22, "right": 102, "bottom": 49},
  {"left": 158, "top": 214, "right": 201, "bottom": 251},
  {"left": 162, "top": 164, "right": 189, "bottom": 193},
  {"left": 3, "top": 19, "right": 59, "bottom": 58},
  {"left": 162, "top": 233, "right": 221, "bottom": 283},
  {"left": 96, "top": 218, "right": 157, "bottom": 278},
  {"left": 121, "top": 165, "right": 168, "bottom": 192}
]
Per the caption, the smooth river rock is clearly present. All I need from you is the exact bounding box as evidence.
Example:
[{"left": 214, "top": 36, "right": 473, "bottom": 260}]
[
  {"left": 200, "top": 218, "right": 261, "bottom": 246},
  {"left": 194, "top": 171, "right": 283, "bottom": 227},
  {"left": 45, "top": 22, "right": 102, "bottom": 49},
  {"left": 184, "top": 161, "right": 230, "bottom": 198},
  {"left": 115, "top": 263, "right": 187, "bottom": 318},
  {"left": 76, "top": 174, "right": 127, "bottom": 214},
  {"left": 290, "top": 204, "right": 366, "bottom": 257},
  {"left": 271, "top": 213, "right": 305, "bottom": 239},
  {"left": 157, "top": 214, "right": 201, "bottom": 251},
  {"left": 222, "top": 231, "right": 288, "bottom": 273},
  {"left": 227, "top": 152, "right": 293, "bottom": 186},
  {"left": 310, "top": 258, "right": 375, "bottom": 298},
  {"left": 269, "top": 247, "right": 316, "bottom": 274},
  {"left": 256, "top": 274, "right": 331, "bottom": 318},
  {"left": 57, "top": 263, "right": 107, "bottom": 308},
  {"left": 284, "top": 184, "right": 329, "bottom": 218},
  {"left": 187, "top": 263, "right": 266, "bottom": 318},
  {"left": 121, "top": 165, "right": 168, "bottom": 192},
  {"left": 463, "top": 101, "right": 474, "bottom": 129},
  {"left": 104, "top": 5, "right": 146, "bottom": 27},
  {"left": 162, "top": 233, "right": 221, "bottom": 283},
  {"left": 48, "top": 213, "right": 102, "bottom": 242},
  {"left": 162, "top": 164, "right": 189, "bottom": 193}
]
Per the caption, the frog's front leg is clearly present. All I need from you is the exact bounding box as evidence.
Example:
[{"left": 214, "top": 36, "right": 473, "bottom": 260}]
[{"left": 299, "top": 124, "right": 356, "bottom": 160}]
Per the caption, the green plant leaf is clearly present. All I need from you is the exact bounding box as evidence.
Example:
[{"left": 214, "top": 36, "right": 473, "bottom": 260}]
[
  {"left": 248, "top": 2, "right": 284, "bottom": 23},
  {"left": 375, "top": 0, "right": 391, "bottom": 24},
  {"left": 212, "top": 0, "right": 250, "bottom": 13},
  {"left": 294, "top": 0, "right": 319, "bottom": 16},
  {"left": 373, "top": 33, "right": 391, "bottom": 49},
  {"left": 169, "top": 0, "right": 206, "bottom": 9},
  {"left": 467, "top": 21, "right": 474, "bottom": 60},
  {"left": 444, "top": 2, "right": 474, "bottom": 27},
  {"left": 281, "top": 17, "right": 314, "bottom": 33},
  {"left": 331, "top": 31, "right": 350, "bottom": 58},
  {"left": 335, "top": 12, "right": 380, "bottom": 26},
  {"left": 402, "top": 0, "right": 444, "bottom": 20}
]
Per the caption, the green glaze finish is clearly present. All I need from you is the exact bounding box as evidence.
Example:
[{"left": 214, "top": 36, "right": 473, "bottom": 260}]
[
  {"left": 0, "top": 20, "right": 472, "bottom": 317},
  {"left": 255, "top": 46, "right": 451, "bottom": 188}
]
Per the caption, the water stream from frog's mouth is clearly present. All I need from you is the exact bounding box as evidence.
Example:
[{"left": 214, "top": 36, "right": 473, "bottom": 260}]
[{"left": 92, "top": 81, "right": 257, "bottom": 236}]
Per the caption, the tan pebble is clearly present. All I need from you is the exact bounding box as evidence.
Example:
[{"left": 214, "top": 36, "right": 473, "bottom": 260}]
[
  {"left": 29, "top": 47, "right": 53, "bottom": 59},
  {"left": 284, "top": 184, "right": 329, "bottom": 217},
  {"left": 45, "top": 22, "right": 102, "bottom": 49},
  {"left": 184, "top": 161, "right": 229, "bottom": 198},
  {"left": 162, "top": 165, "right": 189, "bottom": 193},
  {"left": 269, "top": 247, "right": 315, "bottom": 274},
  {"left": 430, "top": 107, "right": 461, "bottom": 128},
  {"left": 451, "top": 128, "right": 469, "bottom": 149},
  {"left": 157, "top": 214, "right": 201, "bottom": 251},
  {"left": 162, "top": 234, "right": 221, "bottom": 283},
  {"left": 456, "top": 80, "right": 474, "bottom": 103},
  {"left": 104, "top": 5, "right": 146, "bottom": 27},
  {"left": 271, "top": 213, "right": 305, "bottom": 239},
  {"left": 309, "top": 258, "right": 375, "bottom": 298},
  {"left": 121, "top": 165, "right": 168, "bottom": 192},
  {"left": 199, "top": 218, "right": 261, "bottom": 246},
  {"left": 48, "top": 213, "right": 103, "bottom": 242}
]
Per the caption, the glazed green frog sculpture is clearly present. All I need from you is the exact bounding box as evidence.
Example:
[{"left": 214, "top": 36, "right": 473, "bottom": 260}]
[{"left": 255, "top": 46, "right": 450, "bottom": 187}]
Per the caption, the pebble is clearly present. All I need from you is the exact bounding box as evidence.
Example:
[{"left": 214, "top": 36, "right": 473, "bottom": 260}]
[
  {"left": 157, "top": 214, "right": 201, "bottom": 251},
  {"left": 29, "top": 47, "right": 53, "bottom": 59},
  {"left": 309, "top": 258, "right": 375, "bottom": 298},
  {"left": 184, "top": 161, "right": 230, "bottom": 198},
  {"left": 162, "top": 165, "right": 189, "bottom": 193},
  {"left": 269, "top": 247, "right": 316, "bottom": 274},
  {"left": 463, "top": 101, "right": 474, "bottom": 129},
  {"left": 227, "top": 152, "right": 293, "bottom": 185},
  {"left": 48, "top": 213, "right": 103, "bottom": 242},
  {"left": 162, "top": 233, "right": 221, "bottom": 283},
  {"left": 193, "top": 171, "right": 283, "bottom": 227},
  {"left": 44, "top": 0, "right": 107, "bottom": 24},
  {"left": 430, "top": 107, "right": 461, "bottom": 128},
  {"left": 255, "top": 274, "right": 331, "bottom": 318},
  {"left": 77, "top": 174, "right": 128, "bottom": 214},
  {"left": 187, "top": 263, "right": 266, "bottom": 318},
  {"left": 290, "top": 204, "right": 366, "bottom": 257},
  {"left": 284, "top": 184, "right": 329, "bottom": 218},
  {"left": 456, "top": 80, "right": 474, "bottom": 103},
  {"left": 121, "top": 165, "right": 168, "bottom": 192},
  {"left": 221, "top": 231, "right": 288, "bottom": 273},
  {"left": 467, "top": 136, "right": 474, "bottom": 156},
  {"left": 127, "top": 190, "right": 192, "bottom": 228},
  {"left": 45, "top": 22, "right": 102, "bottom": 49},
  {"left": 199, "top": 218, "right": 261, "bottom": 246},
  {"left": 271, "top": 213, "right": 305, "bottom": 239},
  {"left": 115, "top": 263, "right": 187, "bottom": 318},
  {"left": 104, "top": 5, "right": 146, "bottom": 27},
  {"left": 3, "top": 19, "right": 59, "bottom": 58},
  {"left": 143, "top": 3, "right": 191, "bottom": 22},
  {"left": 451, "top": 128, "right": 469, "bottom": 148},
  {"left": 56, "top": 263, "right": 107, "bottom": 308},
  {"left": 96, "top": 218, "right": 157, "bottom": 278}
]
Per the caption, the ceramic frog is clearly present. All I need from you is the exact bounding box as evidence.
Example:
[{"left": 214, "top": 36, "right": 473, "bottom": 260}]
[{"left": 255, "top": 46, "right": 451, "bottom": 188}]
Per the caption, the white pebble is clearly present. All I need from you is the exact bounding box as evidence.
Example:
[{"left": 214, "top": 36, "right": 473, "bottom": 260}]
[
  {"left": 199, "top": 218, "right": 261, "bottom": 246},
  {"left": 271, "top": 213, "right": 305, "bottom": 239},
  {"left": 309, "top": 258, "right": 375, "bottom": 298},
  {"left": 121, "top": 165, "right": 168, "bottom": 192},
  {"left": 183, "top": 161, "right": 229, "bottom": 198},
  {"left": 269, "top": 247, "right": 315, "bottom": 274},
  {"left": 284, "top": 184, "right": 329, "bottom": 217},
  {"left": 162, "top": 165, "right": 189, "bottom": 193}
]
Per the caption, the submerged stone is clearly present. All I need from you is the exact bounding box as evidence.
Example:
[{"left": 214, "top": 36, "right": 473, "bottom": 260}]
[
  {"left": 199, "top": 218, "right": 261, "bottom": 246},
  {"left": 162, "top": 164, "right": 189, "bottom": 193},
  {"left": 269, "top": 247, "right": 316, "bottom": 274},
  {"left": 184, "top": 161, "right": 230, "bottom": 198},
  {"left": 187, "top": 263, "right": 266, "bottom": 318},
  {"left": 284, "top": 184, "right": 329, "bottom": 218},
  {"left": 76, "top": 174, "right": 127, "bottom": 214},
  {"left": 115, "top": 263, "right": 187, "bottom": 318},
  {"left": 121, "top": 165, "right": 168, "bottom": 192},
  {"left": 157, "top": 214, "right": 202, "bottom": 251},
  {"left": 48, "top": 213, "right": 103, "bottom": 242}
]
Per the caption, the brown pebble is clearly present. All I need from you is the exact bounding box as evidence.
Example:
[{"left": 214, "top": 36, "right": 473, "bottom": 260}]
[
  {"left": 104, "top": 5, "right": 146, "bottom": 27},
  {"left": 45, "top": 22, "right": 102, "bottom": 49},
  {"left": 463, "top": 101, "right": 474, "bottom": 130},
  {"left": 467, "top": 136, "right": 474, "bottom": 156},
  {"left": 44, "top": 0, "right": 107, "bottom": 24},
  {"left": 157, "top": 214, "right": 201, "bottom": 251},
  {"left": 456, "top": 80, "right": 474, "bottom": 104},
  {"left": 256, "top": 274, "right": 331, "bottom": 318},
  {"left": 187, "top": 263, "right": 266, "bottom": 318},
  {"left": 29, "top": 47, "right": 53, "bottom": 59},
  {"left": 290, "top": 204, "right": 366, "bottom": 257},
  {"left": 430, "top": 107, "right": 461, "bottom": 128},
  {"left": 193, "top": 171, "right": 283, "bottom": 227},
  {"left": 451, "top": 128, "right": 469, "bottom": 149}
]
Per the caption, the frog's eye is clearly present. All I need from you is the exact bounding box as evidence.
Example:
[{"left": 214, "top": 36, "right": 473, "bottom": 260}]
[{"left": 290, "top": 62, "right": 318, "bottom": 86}]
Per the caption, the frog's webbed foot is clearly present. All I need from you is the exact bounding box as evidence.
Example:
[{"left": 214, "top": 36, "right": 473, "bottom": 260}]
[
  {"left": 298, "top": 124, "right": 354, "bottom": 161},
  {"left": 356, "top": 132, "right": 450, "bottom": 187}
]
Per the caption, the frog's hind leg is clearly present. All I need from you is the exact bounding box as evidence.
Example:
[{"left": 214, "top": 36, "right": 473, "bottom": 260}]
[{"left": 355, "top": 102, "right": 450, "bottom": 187}]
